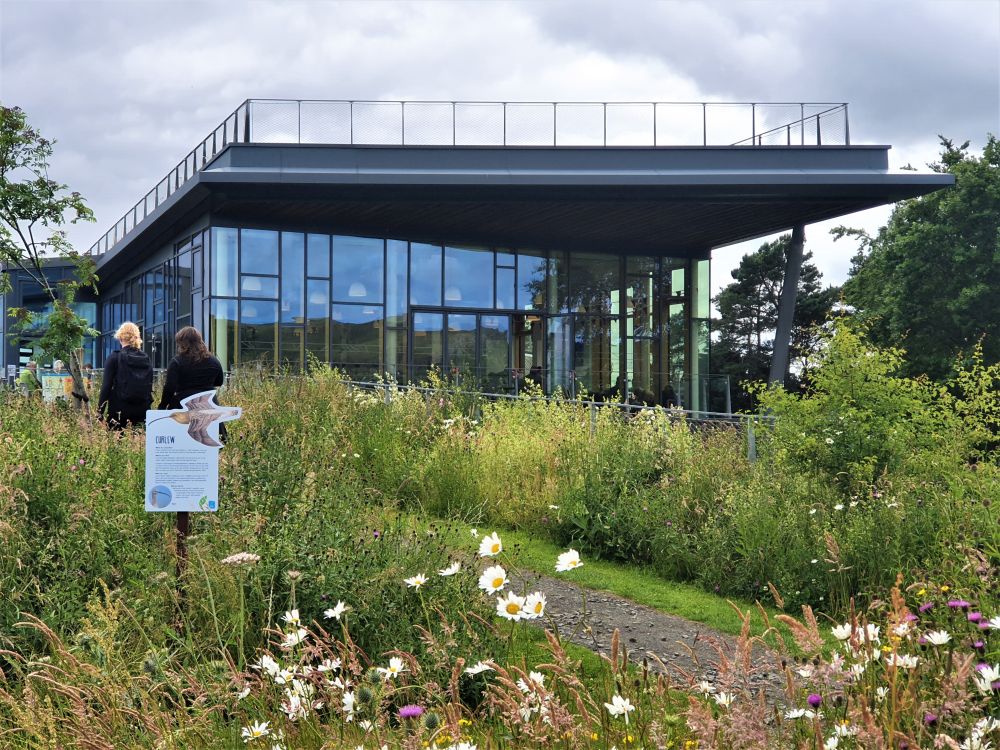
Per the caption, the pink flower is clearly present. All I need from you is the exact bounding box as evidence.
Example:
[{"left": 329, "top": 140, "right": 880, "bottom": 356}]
[{"left": 398, "top": 704, "right": 424, "bottom": 719}]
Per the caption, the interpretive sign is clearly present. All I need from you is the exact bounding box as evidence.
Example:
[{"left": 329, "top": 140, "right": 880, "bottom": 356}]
[{"left": 144, "top": 391, "right": 242, "bottom": 513}]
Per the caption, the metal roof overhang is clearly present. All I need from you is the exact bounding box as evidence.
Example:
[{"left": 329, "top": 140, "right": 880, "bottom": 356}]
[{"left": 95, "top": 144, "right": 953, "bottom": 282}]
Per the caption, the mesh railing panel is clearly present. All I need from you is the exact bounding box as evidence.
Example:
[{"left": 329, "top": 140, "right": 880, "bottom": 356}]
[
  {"left": 555, "top": 103, "right": 605, "bottom": 146},
  {"left": 454, "top": 102, "right": 505, "bottom": 145},
  {"left": 402, "top": 102, "right": 455, "bottom": 145},
  {"left": 504, "top": 103, "right": 556, "bottom": 146},
  {"left": 655, "top": 103, "right": 705, "bottom": 147},
  {"left": 605, "top": 103, "right": 656, "bottom": 146},
  {"left": 300, "top": 100, "right": 351, "bottom": 144},
  {"left": 250, "top": 100, "right": 300, "bottom": 143},
  {"left": 353, "top": 101, "right": 403, "bottom": 145}
]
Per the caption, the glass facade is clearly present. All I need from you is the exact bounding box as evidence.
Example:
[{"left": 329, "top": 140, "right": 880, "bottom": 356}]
[{"left": 94, "top": 223, "right": 710, "bottom": 408}]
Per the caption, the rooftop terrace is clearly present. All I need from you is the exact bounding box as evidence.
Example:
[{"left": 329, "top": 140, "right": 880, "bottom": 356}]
[{"left": 88, "top": 99, "right": 851, "bottom": 256}]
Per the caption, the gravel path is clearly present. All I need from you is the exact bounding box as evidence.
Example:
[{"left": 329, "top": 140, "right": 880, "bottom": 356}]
[{"left": 526, "top": 574, "right": 784, "bottom": 698}]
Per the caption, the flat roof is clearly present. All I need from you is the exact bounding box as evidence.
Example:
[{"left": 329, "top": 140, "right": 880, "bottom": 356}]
[{"left": 95, "top": 142, "right": 953, "bottom": 282}]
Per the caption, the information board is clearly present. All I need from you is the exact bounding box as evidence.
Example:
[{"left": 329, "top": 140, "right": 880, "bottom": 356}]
[{"left": 144, "top": 391, "right": 242, "bottom": 513}]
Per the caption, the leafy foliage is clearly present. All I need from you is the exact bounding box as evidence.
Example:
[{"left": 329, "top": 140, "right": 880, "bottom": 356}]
[
  {"left": 0, "top": 105, "right": 96, "bottom": 408},
  {"left": 839, "top": 135, "right": 1000, "bottom": 379},
  {"left": 711, "top": 234, "right": 839, "bottom": 410}
]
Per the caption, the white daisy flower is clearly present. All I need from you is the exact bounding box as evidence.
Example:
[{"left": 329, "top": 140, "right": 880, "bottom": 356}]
[
  {"left": 603, "top": 694, "right": 636, "bottom": 723},
  {"left": 478, "top": 532, "right": 503, "bottom": 557},
  {"left": 241, "top": 720, "right": 271, "bottom": 741},
  {"left": 403, "top": 573, "right": 428, "bottom": 589},
  {"left": 376, "top": 656, "right": 408, "bottom": 681},
  {"left": 924, "top": 629, "right": 951, "bottom": 646},
  {"left": 524, "top": 592, "right": 546, "bottom": 619},
  {"left": 496, "top": 592, "right": 527, "bottom": 621},
  {"left": 324, "top": 601, "right": 348, "bottom": 620},
  {"left": 464, "top": 661, "right": 493, "bottom": 675},
  {"left": 281, "top": 609, "right": 301, "bottom": 627},
  {"left": 478, "top": 565, "right": 508, "bottom": 594},
  {"left": 555, "top": 549, "right": 583, "bottom": 572},
  {"left": 438, "top": 561, "right": 461, "bottom": 576}
]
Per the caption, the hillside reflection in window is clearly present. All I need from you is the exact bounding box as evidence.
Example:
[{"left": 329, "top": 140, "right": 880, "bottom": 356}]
[
  {"left": 239, "top": 300, "right": 278, "bottom": 365},
  {"left": 444, "top": 246, "right": 492, "bottom": 308},
  {"left": 331, "top": 303, "right": 383, "bottom": 379}
]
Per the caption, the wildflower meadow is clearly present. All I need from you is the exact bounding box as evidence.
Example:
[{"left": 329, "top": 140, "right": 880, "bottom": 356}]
[{"left": 0, "top": 323, "right": 997, "bottom": 748}]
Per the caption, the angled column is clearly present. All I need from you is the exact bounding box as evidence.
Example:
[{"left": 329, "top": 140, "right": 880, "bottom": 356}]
[{"left": 768, "top": 223, "right": 806, "bottom": 386}]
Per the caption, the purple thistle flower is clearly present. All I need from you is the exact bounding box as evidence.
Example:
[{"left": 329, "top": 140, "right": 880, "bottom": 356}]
[
  {"left": 904, "top": 613, "right": 918, "bottom": 622},
  {"left": 918, "top": 602, "right": 934, "bottom": 613},
  {"left": 973, "top": 640, "right": 985, "bottom": 650},
  {"left": 807, "top": 693, "right": 822, "bottom": 708},
  {"left": 924, "top": 712, "right": 937, "bottom": 726},
  {"left": 373, "top": 530, "right": 381, "bottom": 539},
  {"left": 398, "top": 704, "right": 424, "bottom": 719},
  {"left": 968, "top": 612, "right": 983, "bottom": 623},
  {"left": 947, "top": 599, "right": 971, "bottom": 610}
]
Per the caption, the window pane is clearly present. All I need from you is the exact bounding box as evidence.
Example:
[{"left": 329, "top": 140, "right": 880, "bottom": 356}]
[
  {"left": 574, "top": 316, "right": 615, "bottom": 397},
  {"left": 239, "top": 300, "right": 278, "bottom": 366},
  {"left": 446, "top": 313, "right": 476, "bottom": 379},
  {"left": 211, "top": 227, "right": 237, "bottom": 296},
  {"left": 496, "top": 251, "right": 515, "bottom": 267},
  {"left": 386, "top": 239, "right": 407, "bottom": 324},
  {"left": 177, "top": 252, "right": 192, "bottom": 317},
  {"left": 569, "top": 253, "right": 619, "bottom": 315},
  {"left": 444, "top": 246, "right": 493, "bottom": 308},
  {"left": 332, "top": 236, "right": 383, "bottom": 303},
  {"left": 241, "top": 275, "right": 279, "bottom": 298},
  {"left": 411, "top": 311, "right": 443, "bottom": 381},
  {"left": 410, "top": 242, "right": 441, "bottom": 306},
  {"left": 517, "top": 250, "right": 546, "bottom": 310},
  {"left": 306, "top": 279, "right": 329, "bottom": 364},
  {"left": 385, "top": 328, "right": 406, "bottom": 381},
  {"left": 547, "top": 315, "right": 573, "bottom": 394},
  {"left": 281, "top": 232, "right": 305, "bottom": 323},
  {"left": 307, "top": 233, "right": 330, "bottom": 278},
  {"left": 495, "top": 267, "right": 515, "bottom": 309},
  {"left": 693, "top": 258, "right": 711, "bottom": 319},
  {"left": 192, "top": 248, "right": 203, "bottom": 290},
  {"left": 210, "top": 298, "right": 237, "bottom": 370},
  {"left": 280, "top": 326, "right": 304, "bottom": 370},
  {"left": 241, "top": 229, "right": 279, "bottom": 275},
  {"left": 480, "top": 315, "right": 510, "bottom": 392},
  {"left": 331, "top": 303, "right": 383, "bottom": 379}
]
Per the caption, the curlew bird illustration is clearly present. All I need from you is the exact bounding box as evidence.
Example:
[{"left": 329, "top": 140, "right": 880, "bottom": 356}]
[{"left": 148, "top": 392, "right": 241, "bottom": 447}]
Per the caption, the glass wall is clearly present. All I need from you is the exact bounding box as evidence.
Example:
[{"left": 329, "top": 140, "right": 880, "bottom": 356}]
[{"left": 95, "top": 222, "right": 711, "bottom": 408}]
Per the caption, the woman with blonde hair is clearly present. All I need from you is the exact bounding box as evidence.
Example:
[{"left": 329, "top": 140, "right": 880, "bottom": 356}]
[{"left": 98, "top": 321, "right": 153, "bottom": 428}]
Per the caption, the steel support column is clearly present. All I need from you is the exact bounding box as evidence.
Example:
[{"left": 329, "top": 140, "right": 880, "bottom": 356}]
[{"left": 768, "top": 223, "right": 805, "bottom": 386}]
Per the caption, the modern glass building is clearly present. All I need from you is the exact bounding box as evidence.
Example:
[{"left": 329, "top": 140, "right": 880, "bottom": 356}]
[{"left": 2, "top": 100, "right": 953, "bottom": 410}]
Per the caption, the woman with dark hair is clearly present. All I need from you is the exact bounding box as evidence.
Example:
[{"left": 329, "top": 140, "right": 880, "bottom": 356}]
[{"left": 158, "top": 326, "right": 225, "bottom": 410}]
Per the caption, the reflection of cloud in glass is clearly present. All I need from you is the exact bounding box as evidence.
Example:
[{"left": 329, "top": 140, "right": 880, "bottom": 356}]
[{"left": 149, "top": 484, "right": 173, "bottom": 509}]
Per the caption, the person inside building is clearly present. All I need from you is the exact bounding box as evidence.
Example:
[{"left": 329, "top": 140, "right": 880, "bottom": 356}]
[
  {"left": 17, "top": 360, "right": 42, "bottom": 397},
  {"left": 98, "top": 322, "right": 153, "bottom": 428},
  {"left": 158, "top": 326, "right": 225, "bottom": 410}
]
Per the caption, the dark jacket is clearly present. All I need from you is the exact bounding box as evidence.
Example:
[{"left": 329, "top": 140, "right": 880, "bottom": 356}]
[
  {"left": 157, "top": 354, "right": 225, "bottom": 410},
  {"left": 98, "top": 346, "right": 153, "bottom": 427}
]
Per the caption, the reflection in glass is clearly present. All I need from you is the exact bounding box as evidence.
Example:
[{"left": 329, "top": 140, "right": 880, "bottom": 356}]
[
  {"left": 386, "top": 240, "right": 407, "bottom": 325},
  {"left": 410, "top": 243, "right": 441, "bottom": 306},
  {"left": 569, "top": 253, "right": 619, "bottom": 315},
  {"left": 446, "top": 313, "right": 476, "bottom": 379},
  {"left": 480, "top": 315, "right": 510, "bottom": 392},
  {"left": 305, "top": 279, "right": 329, "bottom": 364},
  {"left": 210, "top": 298, "right": 237, "bottom": 370},
  {"left": 177, "top": 251, "right": 192, "bottom": 317},
  {"left": 241, "top": 275, "right": 278, "bottom": 298},
  {"left": 517, "top": 250, "right": 545, "bottom": 310},
  {"left": 444, "top": 246, "right": 493, "bottom": 308},
  {"left": 547, "top": 315, "right": 572, "bottom": 395},
  {"left": 331, "top": 303, "right": 383, "bottom": 378},
  {"left": 239, "top": 300, "right": 278, "bottom": 366},
  {"left": 668, "top": 303, "right": 686, "bottom": 407},
  {"left": 411, "top": 312, "right": 442, "bottom": 381},
  {"left": 495, "top": 267, "right": 515, "bottom": 309},
  {"left": 333, "top": 236, "right": 383, "bottom": 303},
  {"left": 282, "top": 233, "right": 305, "bottom": 323},
  {"left": 574, "top": 317, "right": 615, "bottom": 398},
  {"left": 211, "top": 228, "right": 237, "bottom": 296},
  {"left": 307, "top": 233, "right": 330, "bottom": 277},
  {"left": 192, "top": 248, "right": 203, "bottom": 289},
  {"left": 241, "top": 229, "right": 279, "bottom": 275}
]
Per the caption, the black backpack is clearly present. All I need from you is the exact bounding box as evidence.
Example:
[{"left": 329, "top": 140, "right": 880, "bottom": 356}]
[{"left": 115, "top": 348, "right": 153, "bottom": 406}]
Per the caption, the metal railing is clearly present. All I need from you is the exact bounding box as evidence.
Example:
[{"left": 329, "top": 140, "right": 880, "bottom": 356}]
[{"left": 87, "top": 98, "right": 849, "bottom": 257}]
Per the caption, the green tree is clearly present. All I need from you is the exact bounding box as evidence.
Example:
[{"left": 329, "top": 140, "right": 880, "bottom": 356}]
[
  {"left": 838, "top": 135, "right": 1000, "bottom": 380},
  {"left": 0, "top": 105, "right": 97, "bottom": 410},
  {"left": 711, "top": 234, "right": 839, "bottom": 410}
]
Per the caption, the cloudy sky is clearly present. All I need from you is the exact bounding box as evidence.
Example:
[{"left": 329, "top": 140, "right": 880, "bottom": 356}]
[{"left": 2, "top": 0, "right": 997, "bottom": 297}]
